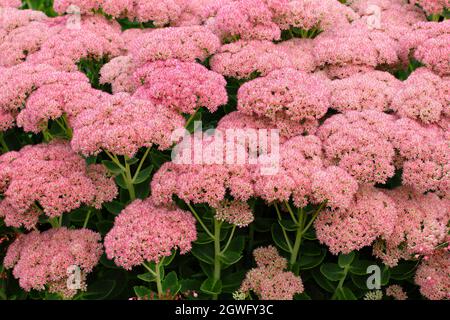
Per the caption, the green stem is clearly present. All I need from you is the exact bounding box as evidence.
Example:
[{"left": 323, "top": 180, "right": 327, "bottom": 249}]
[
  {"left": 184, "top": 109, "right": 199, "bottom": 129},
  {"left": 213, "top": 219, "right": 222, "bottom": 300},
  {"left": 332, "top": 266, "right": 349, "bottom": 300},
  {"left": 143, "top": 260, "right": 164, "bottom": 298},
  {"left": 0, "top": 133, "right": 9, "bottom": 153},
  {"left": 220, "top": 225, "right": 236, "bottom": 254},
  {"left": 132, "top": 147, "right": 151, "bottom": 182},
  {"left": 274, "top": 203, "right": 293, "bottom": 252},
  {"left": 123, "top": 156, "right": 136, "bottom": 200},
  {"left": 82, "top": 209, "right": 91, "bottom": 228},
  {"left": 59, "top": 214, "right": 63, "bottom": 227},
  {"left": 284, "top": 201, "right": 298, "bottom": 224},
  {"left": 48, "top": 217, "right": 59, "bottom": 228},
  {"left": 187, "top": 203, "right": 214, "bottom": 239},
  {"left": 289, "top": 208, "right": 305, "bottom": 267}
]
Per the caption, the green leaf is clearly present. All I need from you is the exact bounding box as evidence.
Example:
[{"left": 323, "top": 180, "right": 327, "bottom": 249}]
[
  {"left": 350, "top": 274, "right": 370, "bottom": 290},
  {"left": 348, "top": 259, "right": 374, "bottom": 275},
  {"left": 219, "top": 251, "right": 242, "bottom": 265},
  {"left": 320, "top": 263, "right": 346, "bottom": 281},
  {"left": 389, "top": 261, "right": 417, "bottom": 280},
  {"left": 137, "top": 273, "right": 156, "bottom": 282},
  {"left": 271, "top": 223, "right": 291, "bottom": 253},
  {"left": 102, "top": 160, "right": 123, "bottom": 175},
  {"left": 162, "top": 271, "right": 181, "bottom": 295},
  {"left": 278, "top": 219, "right": 298, "bottom": 231},
  {"left": 298, "top": 249, "right": 326, "bottom": 270},
  {"left": 115, "top": 175, "right": 128, "bottom": 189},
  {"left": 338, "top": 252, "right": 355, "bottom": 268},
  {"left": 200, "top": 278, "right": 222, "bottom": 295},
  {"left": 133, "top": 286, "right": 152, "bottom": 299},
  {"left": 133, "top": 165, "right": 153, "bottom": 184},
  {"left": 103, "top": 201, "right": 125, "bottom": 215},
  {"left": 96, "top": 221, "right": 113, "bottom": 235},
  {"left": 334, "top": 287, "right": 357, "bottom": 300},
  {"left": 312, "top": 269, "right": 336, "bottom": 293},
  {"left": 191, "top": 244, "right": 215, "bottom": 265},
  {"left": 162, "top": 251, "right": 176, "bottom": 266},
  {"left": 83, "top": 280, "right": 115, "bottom": 300},
  {"left": 126, "top": 157, "right": 139, "bottom": 165},
  {"left": 302, "top": 227, "right": 317, "bottom": 240},
  {"left": 295, "top": 292, "right": 311, "bottom": 300},
  {"left": 221, "top": 271, "right": 246, "bottom": 293},
  {"left": 195, "top": 232, "right": 213, "bottom": 244}
]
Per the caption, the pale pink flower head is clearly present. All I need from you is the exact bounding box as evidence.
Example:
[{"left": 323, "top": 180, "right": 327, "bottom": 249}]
[
  {"left": 411, "top": 0, "right": 449, "bottom": 15},
  {"left": 99, "top": 55, "right": 137, "bottom": 94},
  {"left": 318, "top": 110, "right": 397, "bottom": 184},
  {"left": 0, "top": 141, "right": 118, "bottom": 229},
  {"left": 214, "top": 200, "right": 254, "bottom": 227},
  {"left": 313, "top": 26, "right": 399, "bottom": 79},
  {"left": 330, "top": 71, "right": 402, "bottom": 112},
  {"left": 254, "top": 135, "right": 324, "bottom": 207},
  {"left": 4, "top": 227, "right": 103, "bottom": 298},
  {"left": 237, "top": 68, "right": 330, "bottom": 122},
  {"left": 104, "top": 198, "right": 197, "bottom": 270},
  {"left": 213, "top": 0, "right": 281, "bottom": 41},
  {"left": 133, "top": 59, "right": 227, "bottom": 114},
  {"left": 53, "top": 0, "right": 102, "bottom": 14},
  {"left": 373, "top": 187, "right": 449, "bottom": 267},
  {"left": 390, "top": 117, "right": 449, "bottom": 197},
  {"left": 311, "top": 166, "right": 359, "bottom": 210},
  {"left": 392, "top": 68, "right": 449, "bottom": 124},
  {"left": 415, "top": 250, "right": 450, "bottom": 300},
  {"left": 385, "top": 285, "right": 408, "bottom": 300},
  {"left": 414, "top": 33, "right": 450, "bottom": 77},
  {"left": 240, "top": 246, "right": 303, "bottom": 300},
  {"left": 0, "top": 0, "right": 21, "bottom": 7},
  {"left": 129, "top": 26, "right": 220, "bottom": 67},
  {"left": 71, "top": 92, "right": 185, "bottom": 158},
  {"left": 210, "top": 39, "right": 315, "bottom": 80},
  {"left": 273, "top": 0, "right": 359, "bottom": 33},
  {"left": 26, "top": 15, "right": 124, "bottom": 71},
  {"left": 314, "top": 185, "right": 398, "bottom": 254}
]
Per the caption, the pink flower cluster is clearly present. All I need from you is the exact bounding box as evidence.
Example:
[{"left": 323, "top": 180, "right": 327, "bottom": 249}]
[
  {"left": 0, "top": 141, "right": 117, "bottom": 229},
  {"left": 4, "top": 227, "right": 103, "bottom": 298},
  {"left": 133, "top": 59, "right": 227, "bottom": 114},
  {"left": 214, "top": 200, "right": 254, "bottom": 227},
  {"left": 415, "top": 250, "right": 450, "bottom": 300},
  {"left": 237, "top": 68, "right": 330, "bottom": 122},
  {"left": 71, "top": 93, "right": 185, "bottom": 157},
  {"left": 385, "top": 285, "right": 408, "bottom": 300},
  {"left": 104, "top": 198, "right": 197, "bottom": 269},
  {"left": 210, "top": 39, "right": 316, "bottom": 79},
  {"left": 240, "top": 246, "right": 304, "bottom": 300},
  {"left": 314, "top": 185, "right": 398, "bottom": 254},
  {"left": 373, "top": 187, "right": 448, "bottom": 266}
]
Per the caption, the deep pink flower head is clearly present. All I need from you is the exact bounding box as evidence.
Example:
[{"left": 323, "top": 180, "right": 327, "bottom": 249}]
[
  {"left": 213, "top": 0, "right": 281, "bottom": 41},
  {"left": 4, "top": 227, "right": 103, "bottom": 298},
  {"left": 104, "top": 198, "right": 197, "bottom": 270},
  {"left": 210, "top": 39, "right": 316, "bottom": 79},
  {"left": 100, "top": 56, "right": 137, "bottom": 94},
  {"left": 240, "top": 246, "right": 304, "bottom": 300},
  {"left": 129, "top": 26, "right": 220, "bottom": 67},
  {"left": 318, "top": 110, "right": 396, "bottom": 184},
  {"left": 373, "top": 187, "right": 449, "bottom": 267},
  {"left": 330, "top": 71, "right": 402, "bottom": 112},
  {"left": 26, "top": 15, "right": 124, "bottom": 71},
  {"left": 385, "top": 285, "right": 408, "bottom": 300},
  {"left": 71, "top": 93, "right": 185, "bottom": 157},
  {"left": 237, "top": 68, "right": 330, "bottom": 122},
  {"left": 273, "top": 0, "right": 359, "bottom": 33},
  {"left": 133, "top": 59, "right": 227, "bottom": 114},
  {"left": 392, "top": 68, "right": 449, "bottom": 124},
  {"left": 0, "top": 62, "right": 103, "bottom": 133},
  {"left": 391, "top": 117, "right": 449, "bottom": 197},
  {"left": 0, "top": 141, "right": 118, "bottom": 229},
  {"left": 313, "top": 26, "right": 399, "bottom": 78},
  {"left": 415, "top": 250, "right": 450, "bottom": 300},
  {"left": 214, "top": 200, "right": 254, "bottom": 227},
  {"left": 314, "top": 185, "right": 398, "bottom": 255}
]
